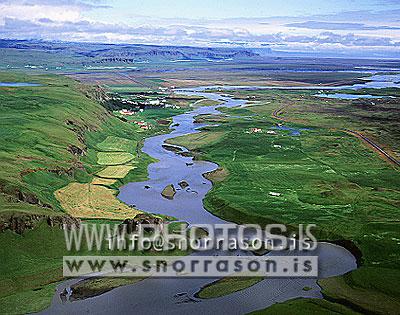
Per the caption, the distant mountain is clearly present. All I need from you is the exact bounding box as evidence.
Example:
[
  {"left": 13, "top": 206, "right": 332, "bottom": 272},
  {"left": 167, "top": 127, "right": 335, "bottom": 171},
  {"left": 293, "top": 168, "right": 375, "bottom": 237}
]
[
  {"left": 249, "top": 47, "right": 273, "bottom": 56},
  {"left": 0, "top": 39, "right": 261, "bottom": 69}
]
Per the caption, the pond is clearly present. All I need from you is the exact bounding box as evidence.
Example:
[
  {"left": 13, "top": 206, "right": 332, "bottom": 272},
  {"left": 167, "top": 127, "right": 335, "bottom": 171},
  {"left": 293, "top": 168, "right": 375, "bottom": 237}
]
[
  {"left": 0, "top": 82, "right": 41, "bottom": 87},
  {"left": 314, "top": 93, "right": 395, "bottom": 100}
]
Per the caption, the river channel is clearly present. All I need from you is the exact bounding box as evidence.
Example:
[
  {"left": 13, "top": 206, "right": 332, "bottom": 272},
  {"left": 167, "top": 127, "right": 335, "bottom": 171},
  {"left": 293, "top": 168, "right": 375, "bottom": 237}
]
[{"left": 42, "top": 88, "right": 358, "bottom": 314}]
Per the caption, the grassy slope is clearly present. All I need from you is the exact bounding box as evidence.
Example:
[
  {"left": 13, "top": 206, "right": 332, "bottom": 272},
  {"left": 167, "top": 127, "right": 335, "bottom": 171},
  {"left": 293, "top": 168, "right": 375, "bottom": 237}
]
[
  {"left": 251, "top": 267, "right": 400, "bottom": 314},
  {"left": 0, "top": 220, "right": 189, "bottom": 314},
  {"left": 167, "top": 90, "right": 400, "bottom": 312},
  {"left": 0, "top": 72, "right": 180, "bottom": 313},
  {"left": 0, "top": 72, "right": 105, "bottom": 312},
  {"left": 318, "top": 267, "right": 400, "bottom": 314},
  {"left": 0, "top": 71, "right": 202, "bottom": 313},
  {"left": 0, "top": 223, "right": 69, "bottom": 313},
  {"left": 250, "top": 298, "right": 360, "bottom": 315},
  {"left": 0, "top": 73, "right": 142, "bottom": 206},
  {"left": 0, "top": 71, "right": 170, "bottom": 213},
  {"left": 0, "top": 72, "right": 104, "bottom": 212}
]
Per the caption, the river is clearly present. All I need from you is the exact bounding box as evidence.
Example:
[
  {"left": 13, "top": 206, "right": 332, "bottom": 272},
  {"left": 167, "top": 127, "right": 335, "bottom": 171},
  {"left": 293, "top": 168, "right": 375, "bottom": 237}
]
[{"left": 41, "top": 89, "right": 357, "bottom": 314}]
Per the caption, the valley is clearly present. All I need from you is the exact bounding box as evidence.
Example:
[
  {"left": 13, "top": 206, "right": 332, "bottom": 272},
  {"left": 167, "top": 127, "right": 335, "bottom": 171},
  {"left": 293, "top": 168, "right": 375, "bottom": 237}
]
[{"left": 0, "top": 46, "right": 399, "bottom": 314}]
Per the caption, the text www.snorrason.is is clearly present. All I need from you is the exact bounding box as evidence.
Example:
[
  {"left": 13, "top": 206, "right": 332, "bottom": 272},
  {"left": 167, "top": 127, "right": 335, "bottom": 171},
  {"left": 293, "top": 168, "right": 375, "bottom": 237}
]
[{"left": 63, "top": 255, "right": 318, "bottom": 277}]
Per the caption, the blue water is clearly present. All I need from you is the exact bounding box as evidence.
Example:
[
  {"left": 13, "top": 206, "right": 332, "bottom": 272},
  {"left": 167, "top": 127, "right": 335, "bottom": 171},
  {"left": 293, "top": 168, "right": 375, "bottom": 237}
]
[
  {"left": 314, "top": 93, "right": 394, "bottom": 100},
  {"left": 271, "top": 125, "right": 310, "bottom": 136},
  {"left": 0, "top": 82, "right": 41, "bottom": 87},
  {"left": 202, "top": 73, "right": 400, "bottom": 91}
]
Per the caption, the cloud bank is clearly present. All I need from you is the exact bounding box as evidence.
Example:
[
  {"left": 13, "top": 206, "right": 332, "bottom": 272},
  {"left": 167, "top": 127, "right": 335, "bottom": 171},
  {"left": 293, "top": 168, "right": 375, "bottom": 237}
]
[
  {"left": 285, "top": 21, "right": 400, "bottom": 31},
  {"left": 0, "top": 0, "right": 399, "bottom": 56}
]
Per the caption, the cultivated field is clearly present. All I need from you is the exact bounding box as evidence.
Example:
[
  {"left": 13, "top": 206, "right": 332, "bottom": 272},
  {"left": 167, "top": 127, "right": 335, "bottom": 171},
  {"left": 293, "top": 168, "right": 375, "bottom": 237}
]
[
  {"left": 97, "top": 152, "right": 135, "bottom": 165},
  {"left": 96, "top": 165, "right": 137, "bottom": 179},
  {"left": 55, "top": 183, "right": 140, "bottom": 219},
  {"left": 96, "top": 136, "right": 137, "bottom": 152}
]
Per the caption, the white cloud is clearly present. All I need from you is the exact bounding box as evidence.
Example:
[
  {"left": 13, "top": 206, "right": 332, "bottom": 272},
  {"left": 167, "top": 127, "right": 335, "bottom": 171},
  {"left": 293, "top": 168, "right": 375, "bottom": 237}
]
[
  {"left": 0, "top": 4, "right": 82, "bottom": 23},
  {"left": 0, "top": 2, "right": 399, "bottom": 56},
  {"left": 285, "top": 21, "right": 400, "bottom": 31},
  {"left": 1, "top": 17, "right": 398, "bottom": 51}
]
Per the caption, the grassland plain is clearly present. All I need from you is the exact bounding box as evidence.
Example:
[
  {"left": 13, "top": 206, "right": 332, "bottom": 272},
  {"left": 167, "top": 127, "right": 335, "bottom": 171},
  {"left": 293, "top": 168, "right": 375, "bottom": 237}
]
[
  {"left": 0, "top": 72, "right": 194, "bottom": 313},
  {"left": 168, "top": 89, "right": 400, "bottom": 314},
  {"left": 227, "top": 88, "right": 400, "bottom": 156}
]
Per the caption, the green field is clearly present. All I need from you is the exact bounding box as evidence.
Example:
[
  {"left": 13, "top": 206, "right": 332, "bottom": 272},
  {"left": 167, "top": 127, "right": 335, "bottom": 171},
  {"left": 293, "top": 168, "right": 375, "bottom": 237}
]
[
  {"left": 250, "top": 298, "right": 358, "bottom": 315},
  {"left": 96, "top": 136, "right": 137, "bottom": 152},
  {"left": 166, "top": 131, "right": 226, "bottom": 150},
  {"left": 168, "top": 88, "right": 400, "bottom": 312}
]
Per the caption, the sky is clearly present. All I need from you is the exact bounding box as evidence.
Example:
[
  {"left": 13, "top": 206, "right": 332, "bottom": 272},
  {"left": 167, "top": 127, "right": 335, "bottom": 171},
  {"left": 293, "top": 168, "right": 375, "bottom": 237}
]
[{"left": 0, "top": 0, "right": 399, "bottom": 56}]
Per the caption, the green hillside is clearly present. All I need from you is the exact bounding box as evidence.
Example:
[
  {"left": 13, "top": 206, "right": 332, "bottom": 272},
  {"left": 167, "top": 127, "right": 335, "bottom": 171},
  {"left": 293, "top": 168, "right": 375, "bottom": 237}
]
[{"left": 0, "top": 72, "right": 158, "bottom": 313}]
